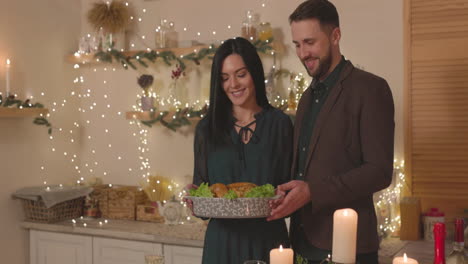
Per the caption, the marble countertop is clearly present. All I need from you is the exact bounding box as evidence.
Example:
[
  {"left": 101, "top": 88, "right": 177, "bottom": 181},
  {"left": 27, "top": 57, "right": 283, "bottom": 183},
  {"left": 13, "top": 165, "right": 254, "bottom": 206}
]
[
  {"left": 21, "top": 218, "right": 207, "bottom": 248},
  {"left": 22, "top": 219, "right": 442, "bottom": 263},
  {"left": 379, "top": 238, "right": 454, "bottom": 264}
]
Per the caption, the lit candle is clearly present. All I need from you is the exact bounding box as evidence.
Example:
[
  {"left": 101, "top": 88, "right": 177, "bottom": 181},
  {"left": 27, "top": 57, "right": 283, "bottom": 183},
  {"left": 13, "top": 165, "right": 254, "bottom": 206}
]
[
  {"left": 270, "top": 245, "right": 293, "bottom": 264},
  {"left": 392, "top": 253, "right": 418, "bottom": 264},
  {"left": 332, "top": 208, "right": 358, "bottom": 264},
  {"left": 6, "top": 59, "right": 10, "bottom": 96}
]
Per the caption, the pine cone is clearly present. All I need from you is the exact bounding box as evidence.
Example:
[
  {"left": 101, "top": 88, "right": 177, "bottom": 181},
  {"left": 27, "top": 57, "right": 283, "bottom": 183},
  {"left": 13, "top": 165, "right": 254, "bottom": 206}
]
[{"left": 137, "top": 74, "right": 154, "bottom": 89}]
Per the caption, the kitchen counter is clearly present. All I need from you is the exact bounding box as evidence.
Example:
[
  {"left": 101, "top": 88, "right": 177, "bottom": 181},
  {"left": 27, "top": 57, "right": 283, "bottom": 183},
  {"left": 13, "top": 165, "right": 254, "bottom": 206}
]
[
  {"left": 379, "top": 237, "right": 454, "bottom": 264},
  {"left": 21, "top": 218, "right": 206, "bottom": 248},
  {"left": 22, "top": 219, "right": 442, "bottom": 263}
]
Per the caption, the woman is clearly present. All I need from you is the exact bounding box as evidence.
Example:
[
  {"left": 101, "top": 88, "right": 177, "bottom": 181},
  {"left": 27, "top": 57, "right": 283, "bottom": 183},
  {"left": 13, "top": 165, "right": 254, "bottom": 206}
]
[{"left": 192, "top": 37, "right": 293, "bottom": 264}]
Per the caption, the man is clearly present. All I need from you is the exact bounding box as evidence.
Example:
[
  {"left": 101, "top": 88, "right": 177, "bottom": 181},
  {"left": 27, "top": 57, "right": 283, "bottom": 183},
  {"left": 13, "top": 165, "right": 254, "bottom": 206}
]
[{"left": 267, "top": 1, "right": 395, "bottom": 263}]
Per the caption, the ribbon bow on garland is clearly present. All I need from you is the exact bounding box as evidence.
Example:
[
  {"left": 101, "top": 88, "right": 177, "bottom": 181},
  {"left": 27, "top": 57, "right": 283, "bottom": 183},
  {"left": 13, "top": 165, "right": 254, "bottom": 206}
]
[{"left": 0, "top": 94, "right": 53, "bottom": 134}]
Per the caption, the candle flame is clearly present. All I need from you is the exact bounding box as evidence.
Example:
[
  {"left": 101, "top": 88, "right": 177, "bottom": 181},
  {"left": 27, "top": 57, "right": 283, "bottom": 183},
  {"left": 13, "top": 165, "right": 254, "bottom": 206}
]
[
  {"left": 6, "top": 59, "right": 10, "bottom": 65},
  {"left": 279, "top": 245, "right": 283, "bottom": 252},
  {"left": 403, "top": 253, "right": 407, "bottom": 262}
]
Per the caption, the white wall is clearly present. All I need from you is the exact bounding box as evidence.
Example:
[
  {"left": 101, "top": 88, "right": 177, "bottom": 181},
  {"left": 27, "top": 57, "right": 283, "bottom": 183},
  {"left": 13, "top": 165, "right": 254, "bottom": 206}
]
[
  {"left": 0, "top": 0, "right": 402, "bottom": 263},
  {"left": 0, "top": 0, "right": 81, "bottom": 263},
  {"left": 74, "top": 0, "right": 404, "bottom": 188}
]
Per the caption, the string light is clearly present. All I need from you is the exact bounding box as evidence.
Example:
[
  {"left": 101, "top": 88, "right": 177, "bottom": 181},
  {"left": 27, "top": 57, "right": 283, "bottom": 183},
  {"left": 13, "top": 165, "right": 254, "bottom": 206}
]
[
  {"left": 375, "top": 159, "right": 406, "bottom": 236},
  {"left": 32, "top": 2, "right": 403, "bottom": 227}
]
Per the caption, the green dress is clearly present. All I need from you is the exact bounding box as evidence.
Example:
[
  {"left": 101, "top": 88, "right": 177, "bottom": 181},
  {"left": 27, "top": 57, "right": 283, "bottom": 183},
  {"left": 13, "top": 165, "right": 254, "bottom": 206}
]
[{"left": 193, "top": 107, "right": 293, "bottom": 264}]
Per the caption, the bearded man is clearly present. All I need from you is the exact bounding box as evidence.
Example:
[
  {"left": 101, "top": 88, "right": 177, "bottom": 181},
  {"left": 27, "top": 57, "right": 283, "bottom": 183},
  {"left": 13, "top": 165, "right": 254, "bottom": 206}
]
[{"left": 268, "top": 1, "right": 395, "bottom": 263}]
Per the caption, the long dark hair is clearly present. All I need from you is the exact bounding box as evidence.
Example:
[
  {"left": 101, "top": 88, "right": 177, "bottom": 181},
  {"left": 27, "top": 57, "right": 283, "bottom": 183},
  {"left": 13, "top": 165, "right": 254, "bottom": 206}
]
[{"left": 205, "top": 37, "right": 271, "bottom": 146}]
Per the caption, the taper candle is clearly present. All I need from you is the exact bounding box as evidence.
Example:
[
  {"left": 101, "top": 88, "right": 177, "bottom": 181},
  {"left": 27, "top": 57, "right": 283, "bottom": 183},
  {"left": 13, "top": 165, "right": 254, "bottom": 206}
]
[{"left": 6, "top": 59, "right": 11, "bottom": 96}]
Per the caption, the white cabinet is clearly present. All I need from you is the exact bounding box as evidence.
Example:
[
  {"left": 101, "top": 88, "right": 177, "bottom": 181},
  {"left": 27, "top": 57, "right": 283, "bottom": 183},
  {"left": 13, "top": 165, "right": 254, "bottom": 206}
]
[
  {"left": 30, "top": 230, "right": 92, "bottom": 264},
  {"left": 30, "top": 230, "right": 203, "bottom": 264},
  {"left": 163, "top": 245, "right": 203, "bottom": 264},
  {"left": 93, "top": 237, "right": 162, "bottom": 264}
]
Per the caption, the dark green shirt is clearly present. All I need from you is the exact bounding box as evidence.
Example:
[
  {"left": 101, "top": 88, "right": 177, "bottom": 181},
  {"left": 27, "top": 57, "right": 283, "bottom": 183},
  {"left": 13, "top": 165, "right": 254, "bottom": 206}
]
[
  {"left": 193, "top": 107, "right": 293, "bottom": 264},
  {"left": 293, "top": 57, "right": 346, "bottom": 260}
]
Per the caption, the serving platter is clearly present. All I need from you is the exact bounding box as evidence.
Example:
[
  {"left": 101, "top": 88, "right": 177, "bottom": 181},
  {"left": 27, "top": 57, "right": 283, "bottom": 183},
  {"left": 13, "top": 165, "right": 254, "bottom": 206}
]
[{"left": 186, "top": 195, "right": 280, "bottom": 219}]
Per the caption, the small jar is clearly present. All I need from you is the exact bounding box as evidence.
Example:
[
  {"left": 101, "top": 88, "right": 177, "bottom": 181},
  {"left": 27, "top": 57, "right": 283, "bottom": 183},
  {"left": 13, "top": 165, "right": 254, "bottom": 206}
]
[
  {"left": 155, "top": 19, "right": 168, "bottom": 49},
  {"left": 83, "top": 196, "right": 99, "bottom": 218},
  {"left": 162, "top": 196, "right": 182, "bottom": 225},
  {"left": 423, "top": 208, "right": 445, "bottom": 242},
  {"left": 165, "top": 21, "right": 178, "bottom": 48},
  {"left": 258, "top": 22, "right": 273, "bottom": 42},
  {"left": 241, "top": 10, "right": 258, "bottom": 41}
]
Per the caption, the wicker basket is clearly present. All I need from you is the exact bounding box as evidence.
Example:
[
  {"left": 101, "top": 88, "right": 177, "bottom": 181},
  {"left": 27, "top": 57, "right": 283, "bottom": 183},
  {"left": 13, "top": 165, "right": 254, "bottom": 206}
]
[{"left": 20, "top": 197, "right": 85, "bottom": 223}]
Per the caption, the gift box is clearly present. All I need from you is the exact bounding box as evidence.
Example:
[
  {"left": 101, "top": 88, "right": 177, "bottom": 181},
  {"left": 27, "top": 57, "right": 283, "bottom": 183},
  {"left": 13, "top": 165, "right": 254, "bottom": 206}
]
[
  {"left": 136, "top": 203, "right": 164, "bottom": 223},
  {"left": 90, "top": 185, "right": 148, "bottom": 220},
  {"left": 107, "top": 186, "right": 148, "bottom": 220},
  {"left": 400, "top": 196, "right": 421, "bottom": 240}
]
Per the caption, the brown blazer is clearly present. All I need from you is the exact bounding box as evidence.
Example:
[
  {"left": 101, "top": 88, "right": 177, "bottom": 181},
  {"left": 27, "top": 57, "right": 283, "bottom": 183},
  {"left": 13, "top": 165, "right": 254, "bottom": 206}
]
[{"left": 290, "top": 61, "right": 395, "bottom": 253}]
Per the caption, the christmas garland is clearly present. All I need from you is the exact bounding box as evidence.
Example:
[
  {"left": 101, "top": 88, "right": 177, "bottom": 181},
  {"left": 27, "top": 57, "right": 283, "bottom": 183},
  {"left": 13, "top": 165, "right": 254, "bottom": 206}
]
[
  {"left": 0, "top": 94, "right": 53, "bottom": 134},
  {"left": 136, "top": 67, "right": 307, "bottom": 132},
  {"left": 94, "top": 38, "right": 280, "bottom": 131},
  {"left": 141, "top": 105, "right": 208, "bottom": 131},
  {"left": 94, "top": 38, "right": 274, "bottom": 71}
]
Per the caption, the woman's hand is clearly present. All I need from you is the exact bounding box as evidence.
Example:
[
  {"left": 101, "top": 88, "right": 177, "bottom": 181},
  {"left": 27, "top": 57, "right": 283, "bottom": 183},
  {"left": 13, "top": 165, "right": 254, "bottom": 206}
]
[{"left": 182, "top": 184, "right": 198, "bottom": 215}]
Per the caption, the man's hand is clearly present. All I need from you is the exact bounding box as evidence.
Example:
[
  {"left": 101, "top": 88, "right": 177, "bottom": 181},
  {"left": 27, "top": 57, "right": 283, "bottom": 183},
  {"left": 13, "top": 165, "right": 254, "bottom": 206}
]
[{"left": 267, "top": 180, "right": 311, "bottom": 221}]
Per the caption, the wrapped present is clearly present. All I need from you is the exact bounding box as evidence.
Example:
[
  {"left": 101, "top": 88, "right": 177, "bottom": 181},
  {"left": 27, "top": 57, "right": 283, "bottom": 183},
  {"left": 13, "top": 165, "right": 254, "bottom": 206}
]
[
  {"left": 90, "top": 185, "right": 148, "bottom": 220},
  {"left": 107, "top": 186, "right": 148, "bottom": 220},
  {"left": 400, "top": 196, "right": 421, "bottom": 240},
  {"left": 136, "top": 202, "right": 164, "bottom": 223}
]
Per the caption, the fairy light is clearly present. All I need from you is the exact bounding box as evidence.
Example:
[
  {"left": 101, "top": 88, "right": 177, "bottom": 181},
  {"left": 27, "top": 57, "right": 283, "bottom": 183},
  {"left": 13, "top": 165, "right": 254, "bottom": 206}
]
[
  {"left": 374, "top": 159, "right": 406, "bottom": 236},
  {"left": 51, "top": 5, "right": 402, "bottom": 227}
]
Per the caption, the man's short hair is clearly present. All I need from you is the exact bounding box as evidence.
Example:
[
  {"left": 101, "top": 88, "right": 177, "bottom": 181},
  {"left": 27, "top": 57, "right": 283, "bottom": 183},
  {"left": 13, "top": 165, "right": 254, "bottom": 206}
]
[{"left": 289, "top": 0, "right": 340, "bottom": 32}]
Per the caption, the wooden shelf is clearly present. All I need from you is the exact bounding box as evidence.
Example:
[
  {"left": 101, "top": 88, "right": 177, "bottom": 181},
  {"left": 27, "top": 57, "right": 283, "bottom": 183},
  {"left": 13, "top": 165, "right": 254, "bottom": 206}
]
[
  {"left": 0, "top": 108, "right": 49, "bottom": 118},
  {"left": 125, "top": 111, "right": 201, "bottom": 122},
  {"left": 126, "top": 109, "right": 296, "bottom": 122},
  {"left": 67, "top": 45, "right": 210, "bottom": 64},
  {"left": 66, "top": 42, "right": 285, "bottom": 65}
]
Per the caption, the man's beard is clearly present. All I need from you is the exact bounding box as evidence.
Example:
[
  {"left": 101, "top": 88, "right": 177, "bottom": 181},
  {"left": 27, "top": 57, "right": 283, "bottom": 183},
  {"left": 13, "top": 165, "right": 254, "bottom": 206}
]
[{"left": 303, "top": 48, "right": 333, "bottom": 80}]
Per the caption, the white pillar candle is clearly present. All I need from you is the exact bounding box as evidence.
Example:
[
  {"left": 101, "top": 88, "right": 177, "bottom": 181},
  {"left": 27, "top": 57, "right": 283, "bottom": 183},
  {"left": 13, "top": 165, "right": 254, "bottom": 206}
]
[
  {"left": 332, "top": 208, "right": 358, "bottom": 264},
  {"left": 6, "top": 59, "right": 10, "bottom": 96},
  {"left": 392, "top": 253, "right": 418, "bottom": 264},
  {"left": 270, "top": 245, "right": 293, "bottom": 264}
]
